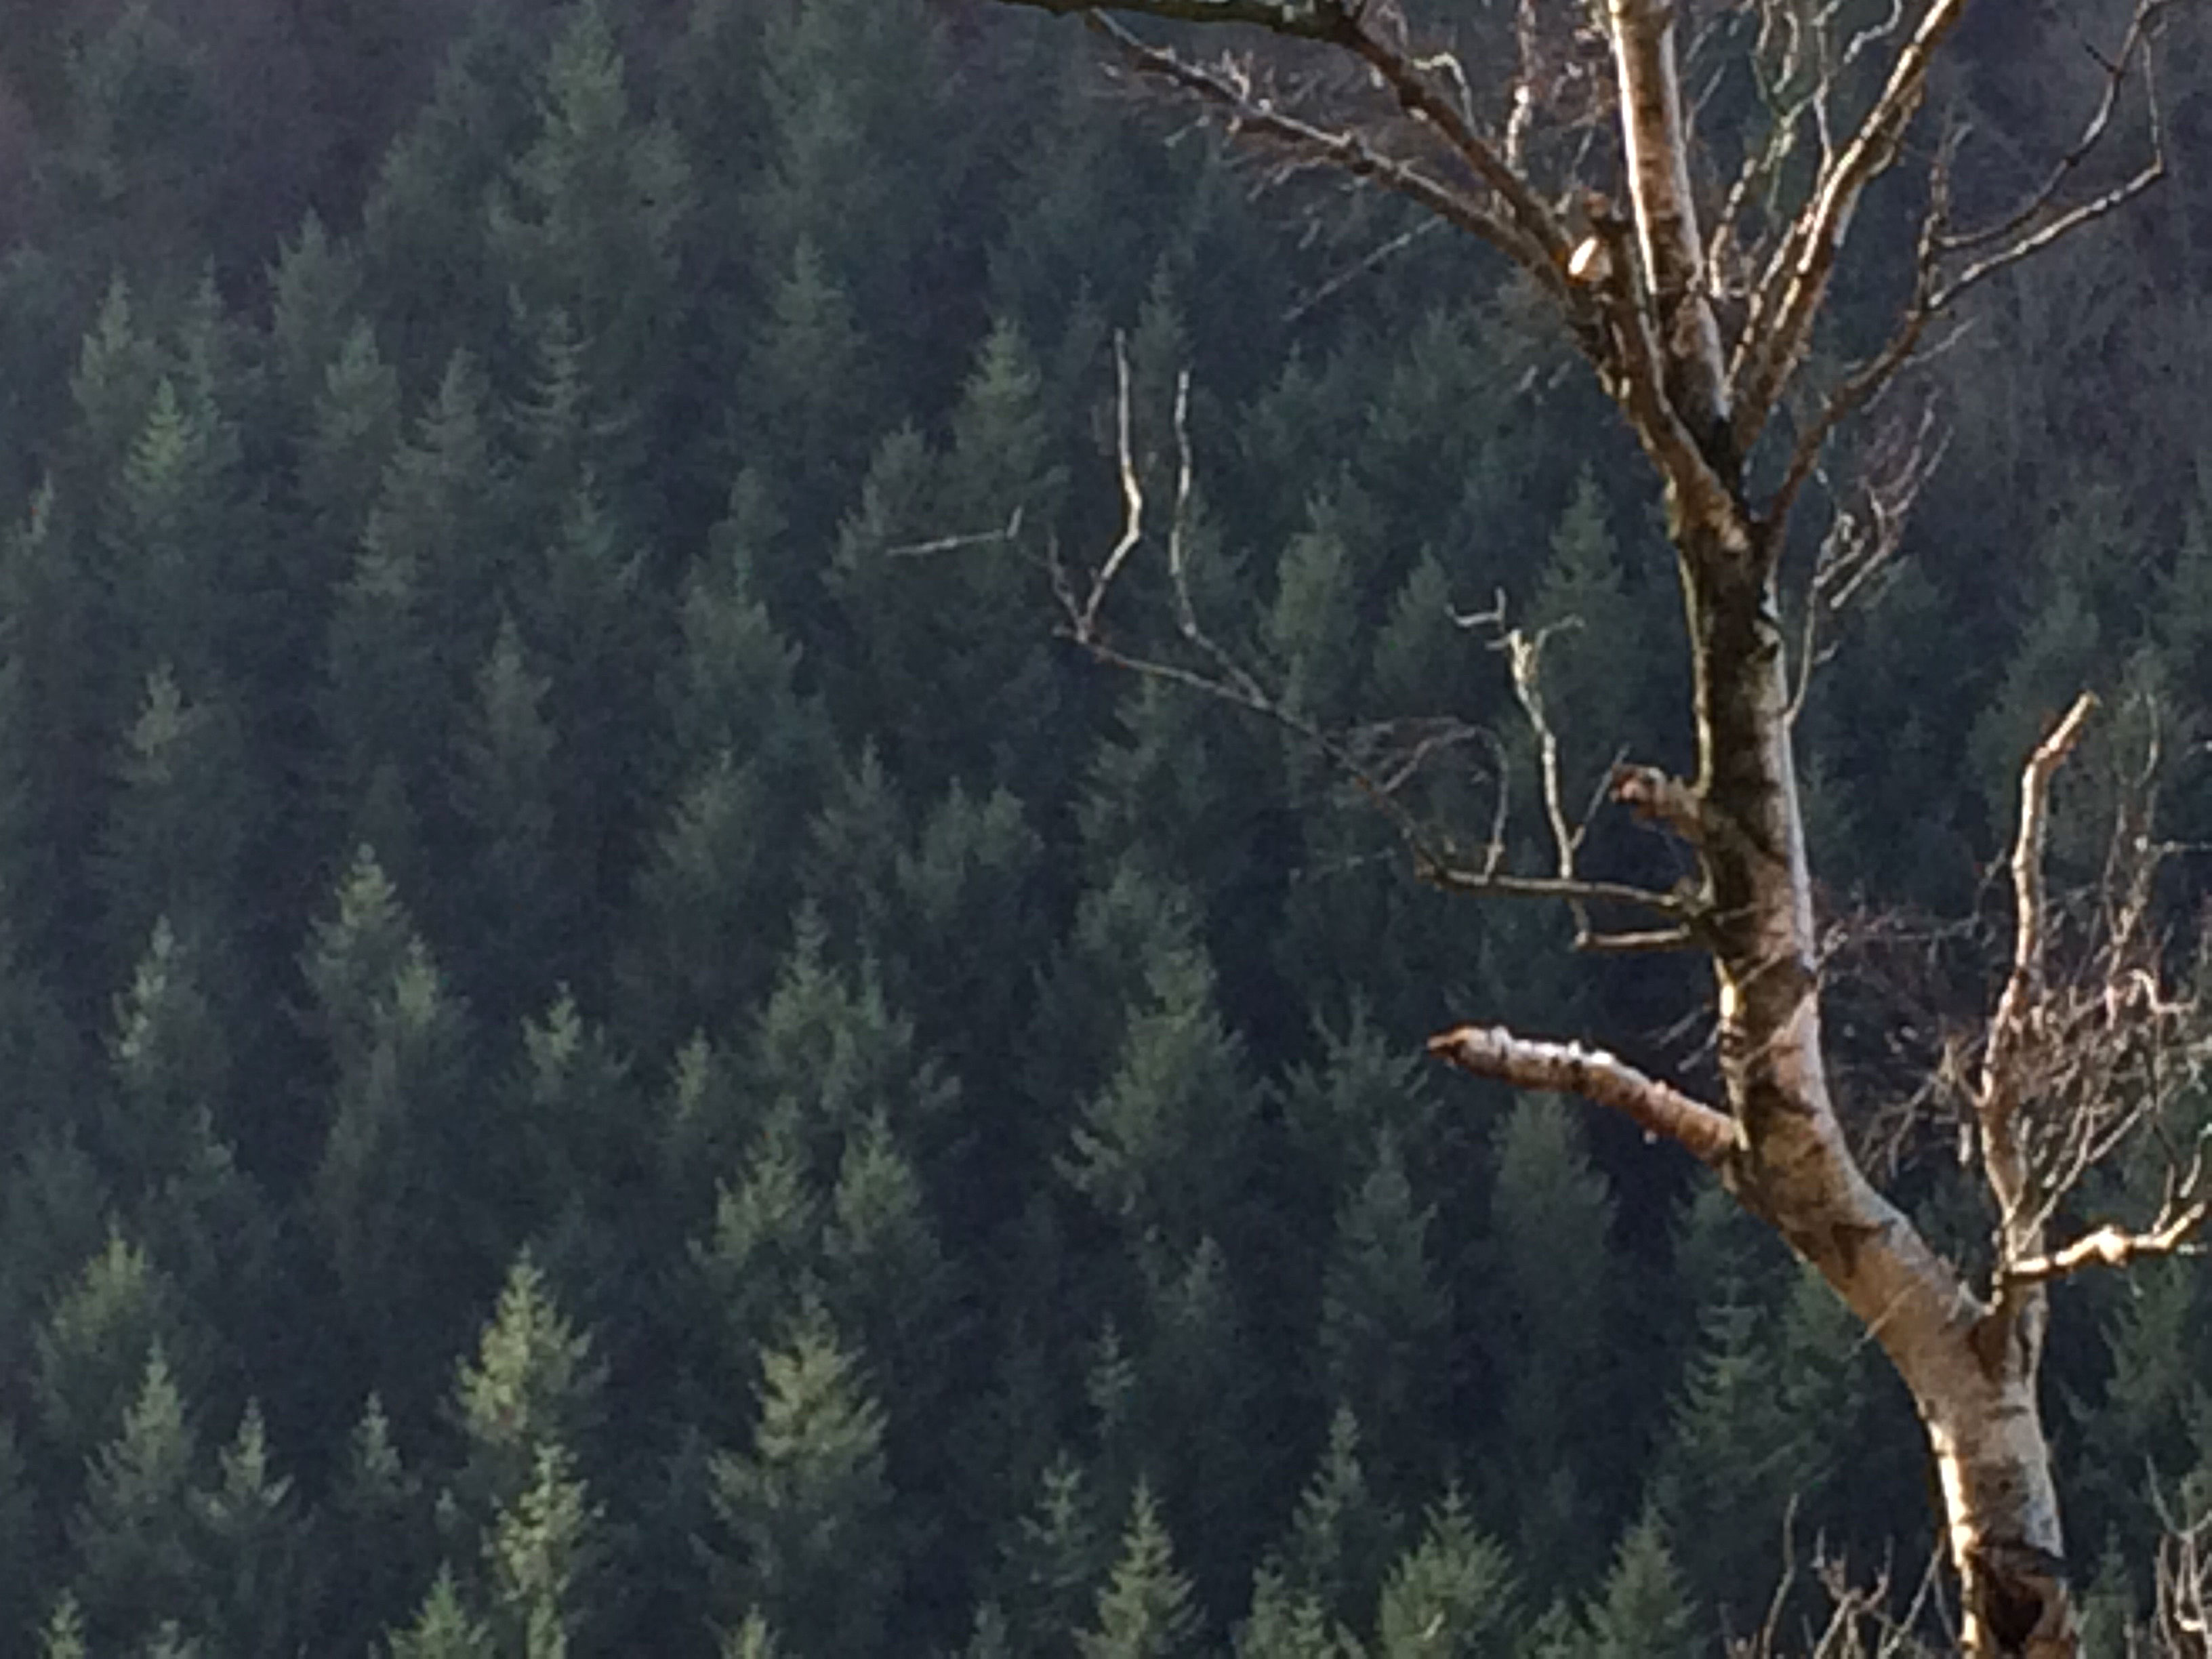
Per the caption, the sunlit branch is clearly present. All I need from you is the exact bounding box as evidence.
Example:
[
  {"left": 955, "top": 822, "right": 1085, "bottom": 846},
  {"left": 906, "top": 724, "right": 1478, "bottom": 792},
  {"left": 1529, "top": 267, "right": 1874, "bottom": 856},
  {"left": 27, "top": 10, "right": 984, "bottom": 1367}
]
[
  {"left": 1282, "top": 219, "right": 1442, "bottom": 324},
  {"left": 1740, "top": 0, "right": 2166, "bottom": 474},
  {"left": 2001, "top": 1202, "right": 2207, "bottom": 1288},
  {"left": 1088, "top": 16, "right": 1545, "bottom": 272},
  {"left": 1934, "top": 0, "right": 2171, "bottom": 259},
  {"left": 1982, "top": 693, "right": 2099, "bottom": 1136},
  {"left": 1732, "top": 0, "right": 1969, "bottom": 453},
  {"left": 1427, "top": 1023, "right": 1741, "bottom": 1162}
]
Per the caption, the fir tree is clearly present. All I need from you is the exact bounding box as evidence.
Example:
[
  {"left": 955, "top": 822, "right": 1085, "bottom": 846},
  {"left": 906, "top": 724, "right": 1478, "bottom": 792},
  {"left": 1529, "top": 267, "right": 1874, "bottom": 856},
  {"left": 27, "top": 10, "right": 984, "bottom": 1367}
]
[
  {"left": 66, "top": 1349, "right": 202, "bottom": 1653},
  {"left": 1316, "top": 1136, "right": 1450, "bottom": 1504},
  {"left": 193, "top": 1402, "right": 311, "bottom": 1659},
  {"left": 1371, "top": 1492, "right": 1519, "bottom": 1658},
  {"left": 1000, "top": 1454, "right": 1115, "bottom": 1652},
  {"left": 1077, "top": 1482, "right": 1203, "bottom": 1659},
  {"left": 1580, "top": 1511, "right": 1698, "bottom": 1659},
  {"left": 386, "top": 1566, "right": 495, "bottom": 1659},
  {"left": 710, "top": 1307, "right": 902, "bottom": 1654}
]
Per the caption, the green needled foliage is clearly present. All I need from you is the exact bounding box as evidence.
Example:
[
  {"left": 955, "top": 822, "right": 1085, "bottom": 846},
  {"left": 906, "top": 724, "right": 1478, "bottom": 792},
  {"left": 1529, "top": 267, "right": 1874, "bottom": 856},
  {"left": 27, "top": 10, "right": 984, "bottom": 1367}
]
[
  {"left": 1079, "top": 1482, "right": 1203, "bottom": 1659},
  {"left": 710, "top": 1307, "right": 901, "bottom": 1655},
  {"left": 0, "top": 3, "right": 2197, "bottom": 1652}
]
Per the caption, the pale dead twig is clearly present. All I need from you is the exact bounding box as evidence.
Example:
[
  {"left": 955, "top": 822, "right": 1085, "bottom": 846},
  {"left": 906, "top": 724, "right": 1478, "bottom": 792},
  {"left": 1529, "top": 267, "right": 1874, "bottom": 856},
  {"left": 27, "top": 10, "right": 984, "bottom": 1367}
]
[{"left": 1050, "top": 335, "right": 1695, "bottom": 941}]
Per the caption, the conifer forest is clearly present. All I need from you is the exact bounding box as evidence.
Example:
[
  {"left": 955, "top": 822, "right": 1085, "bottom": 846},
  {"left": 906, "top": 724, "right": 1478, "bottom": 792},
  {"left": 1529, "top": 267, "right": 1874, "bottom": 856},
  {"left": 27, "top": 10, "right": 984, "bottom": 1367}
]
[{"left": 3, "top": 0, "right": 2212, "bottom": 1652}]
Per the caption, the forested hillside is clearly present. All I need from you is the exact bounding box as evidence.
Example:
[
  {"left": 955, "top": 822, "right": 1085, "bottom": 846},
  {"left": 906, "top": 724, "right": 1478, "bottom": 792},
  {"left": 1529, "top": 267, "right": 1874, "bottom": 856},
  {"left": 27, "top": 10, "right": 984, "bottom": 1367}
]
[{"left": 0, "top": 0, "right": 2207, "bottom": 1653}]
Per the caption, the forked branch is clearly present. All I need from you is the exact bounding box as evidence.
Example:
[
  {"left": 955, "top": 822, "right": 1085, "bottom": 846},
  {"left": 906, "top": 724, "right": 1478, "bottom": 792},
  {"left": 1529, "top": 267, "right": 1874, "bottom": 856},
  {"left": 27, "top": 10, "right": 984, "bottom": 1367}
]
[
  {"left": 1980, "top": 693, "right": 2096, "bottom": 1271},
  {"left": 1050, "top": 334, "right": 1694, "bottom": 939},
  {"left": 2003, "top": 1199, "right": 2207, "bottom": 1288},
  {"left": 1759, "top": 0, "right": 2168, "bottom": 527}
]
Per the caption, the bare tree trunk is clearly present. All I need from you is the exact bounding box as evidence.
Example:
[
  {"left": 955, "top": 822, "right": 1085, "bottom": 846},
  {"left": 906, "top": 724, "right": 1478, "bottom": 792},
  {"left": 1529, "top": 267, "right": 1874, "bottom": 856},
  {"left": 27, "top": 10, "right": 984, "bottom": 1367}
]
[
  {"left": 1614, "top": 0, "right": 2079, "bottom": 1638},
  {"left": 1006, "top": 0, "right": 2185, "bottom": 1647},
  {"left": 1681, "top": 518, "right": 2076, "bottom": 1654}
]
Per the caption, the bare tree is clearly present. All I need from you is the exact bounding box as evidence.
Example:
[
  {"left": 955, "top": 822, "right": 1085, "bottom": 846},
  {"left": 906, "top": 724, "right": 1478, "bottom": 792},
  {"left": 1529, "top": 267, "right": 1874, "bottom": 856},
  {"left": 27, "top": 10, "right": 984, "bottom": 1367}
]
[{"left": 993, "top": 0, "right": 2201, "bottom": 1652}]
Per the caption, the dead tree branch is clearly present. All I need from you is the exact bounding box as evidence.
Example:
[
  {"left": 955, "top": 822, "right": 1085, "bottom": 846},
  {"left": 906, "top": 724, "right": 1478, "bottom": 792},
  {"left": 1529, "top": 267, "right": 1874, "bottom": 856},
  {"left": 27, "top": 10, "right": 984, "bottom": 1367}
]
[
  {"left": 1427, "top": 1022, "right": 1742, "bottom": 1162},
  {"left": 1049, "top": 333, "right": 1694, "bottom": 938},
  {"left": 1759, "top": 0, "right": 2168, "bottom": 531}
]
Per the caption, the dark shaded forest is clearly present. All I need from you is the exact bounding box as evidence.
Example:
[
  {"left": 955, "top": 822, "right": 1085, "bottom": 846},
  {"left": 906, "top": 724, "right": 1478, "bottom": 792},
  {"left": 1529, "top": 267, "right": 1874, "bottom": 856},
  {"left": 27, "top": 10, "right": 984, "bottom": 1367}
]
[{"left": 0, "top": 0, "right": 2207, "bottom": 1652}]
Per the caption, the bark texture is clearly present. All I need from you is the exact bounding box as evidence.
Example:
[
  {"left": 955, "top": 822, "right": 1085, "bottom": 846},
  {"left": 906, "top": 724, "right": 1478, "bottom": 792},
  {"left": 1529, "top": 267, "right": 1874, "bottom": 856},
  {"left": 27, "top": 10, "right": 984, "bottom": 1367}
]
[
  {"left": 996, "top": 0, "right": 2174, "bottom": 1645},
  {"left": 1609, "top": 5, "right": 2078, "bottom": 1643}
]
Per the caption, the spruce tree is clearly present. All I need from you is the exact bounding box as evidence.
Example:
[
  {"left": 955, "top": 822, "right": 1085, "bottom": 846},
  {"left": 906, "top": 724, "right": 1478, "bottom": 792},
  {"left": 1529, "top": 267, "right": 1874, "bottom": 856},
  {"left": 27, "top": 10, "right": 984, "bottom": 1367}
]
[
  {"left": 300, "top": 316, "right": 405, "bottom": 558},
  {"left": 304, "top": 850, "right": 481, "bottom": 1396},
  {"left": 488, "top": 2, "right": 692, "bottom": 506},
  {"left": 622, "top": 752, "right": 785, "bottom": 1063},
  {"left": 359, "top": 13, "right": 537, "bottom": 382},
  {"left": 451, "top": 619, "right": 565, "bottom": 1027},
  {"left": 1481, "top": 1096, "right": 1622, "bottom": 1591},
  {"left": 386, "top": 1567, "right": 495, "bottom": 1659},
  {"left": 1063, "top": 926, "right": 1259, "bottom": 1256},
  {"left": 0, "top": 1418, "right": 35, "bottom": 1652},
  {"left": 329, "top": 1395, "right": 430, "bottom": 1659},
  {"left": 1280, "top": 1408, "right": 1397, "bottom": 1633},
  {"left": 1236, "top": 1573, "right": 1364, "bottom": 1659},
  {"left": 1580, "top": 1512, "right": 1698, "bottom": 1659},
  {"left": 826, "top": 318, "right": 1071, "bottom": 797},
  {"left": 1370, "top": 1492, "right": 1519, "bottom": 1658},
  {"left": 694, "top": 1124, "right": 825, "bottom": 1436},
  {"left": 269, "top": 216, "right": 366, "bottom": 416},
  {"left": 1077, "top": 1482, "right": 1203, "bottom": 1659},
  {"left": 192, "top": 1402, "right": 310, "bottom": 1659},
  {"left": 449, "top": 1251, "right": 605, "bottom": 1532},
  {"left": 66, "top": 1349, "right": 203, "bottom": 1653},
  {"left": 1316, "top": 1136, "right": 1450, "bottom": 1507},
  {"left": 710, "top": 1307, "right": 902, "bottom": 1655},
  {"left": 35, "top": 1230, "right": 192, "bottom": 1474},
  {"left": 1000, "top": 1454, "right": 1115, "bottom": 1652}
]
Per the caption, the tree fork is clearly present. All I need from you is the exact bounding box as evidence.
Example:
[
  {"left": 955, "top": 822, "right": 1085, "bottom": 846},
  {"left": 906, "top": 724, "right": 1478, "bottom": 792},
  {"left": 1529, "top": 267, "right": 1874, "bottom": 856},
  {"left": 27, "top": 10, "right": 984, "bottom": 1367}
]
[{"left": 993, "top": 0, "right": 2179, "bottom": 1645}]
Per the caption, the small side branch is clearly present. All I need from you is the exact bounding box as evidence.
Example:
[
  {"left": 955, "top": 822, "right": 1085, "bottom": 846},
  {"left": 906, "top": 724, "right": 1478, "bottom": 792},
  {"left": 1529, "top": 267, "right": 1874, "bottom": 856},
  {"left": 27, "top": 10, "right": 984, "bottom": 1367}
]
[
  {"left": 1741, "top": 0, "right": 2167, "bottom": 472},
  {"left": 1733, "top": 0, "right": 1972, "bottom": 448},
  {"left": 1058, "top": 348, "right": 1695, "bottom": 943},
  {"left": 1429, "top": 1023, "right": 1741, "bottom": 1163},
  {"left": 1982, "top": 692, "right": 2098, "bottom": 1131},
  {"left": 1612, "top": 762, "right": 1706, "bottom": 845},
  {"left": 1089, "top": 17, "right": 1546, "bottom": 274},
  {"left": 2001, "top": 1204, "right": 2207, "bottom": 1288}
]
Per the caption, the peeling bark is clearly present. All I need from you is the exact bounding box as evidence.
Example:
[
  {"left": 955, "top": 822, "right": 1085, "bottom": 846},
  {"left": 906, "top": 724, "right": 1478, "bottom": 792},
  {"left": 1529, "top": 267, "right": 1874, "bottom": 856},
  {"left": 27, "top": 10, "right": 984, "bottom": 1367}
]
[
  {"left": 1671, "top": 308, "right": 2077, "bottom": 1659},
  {"left": 1595, "top": 0, "right": 2084, "bottom": 1631},
  {"left": 994, "top": 0, "right": 2177, "bottom": 1645}
]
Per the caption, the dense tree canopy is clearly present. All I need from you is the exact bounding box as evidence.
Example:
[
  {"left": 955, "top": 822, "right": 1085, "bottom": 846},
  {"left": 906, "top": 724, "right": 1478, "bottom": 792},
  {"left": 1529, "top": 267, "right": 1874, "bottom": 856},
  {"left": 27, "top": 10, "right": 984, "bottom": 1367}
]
[{"left": 0, "top": 0, "right": 2207, "bottom": 1652}]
